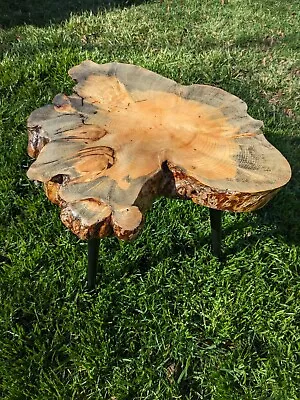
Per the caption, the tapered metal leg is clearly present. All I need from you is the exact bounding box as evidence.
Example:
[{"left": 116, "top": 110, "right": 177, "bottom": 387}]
[
  {"left": 209, "top": 208, "right": 222, "bottom": 259},
  {"left": 88, "top": 238, "right": 100, "bottom": 290}
]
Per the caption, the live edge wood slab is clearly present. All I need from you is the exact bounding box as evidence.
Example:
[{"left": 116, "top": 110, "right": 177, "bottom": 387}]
[{"left": 27, "top": 61, "right": 291, "bottom": 241}]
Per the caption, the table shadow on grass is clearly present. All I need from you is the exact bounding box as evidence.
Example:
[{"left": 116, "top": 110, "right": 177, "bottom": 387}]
[{"left": 0, "top": 0, "right": 150, "bottom": 29}]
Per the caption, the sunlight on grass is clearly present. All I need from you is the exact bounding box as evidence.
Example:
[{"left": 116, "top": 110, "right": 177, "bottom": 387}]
[{"left": 0, "top": 0, "right": 299, "bottom": 398}]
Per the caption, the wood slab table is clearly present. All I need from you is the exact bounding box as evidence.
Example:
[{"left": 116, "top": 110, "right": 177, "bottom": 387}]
[{"left": 26, "top": 61, "right": 291, "bottom": 289}]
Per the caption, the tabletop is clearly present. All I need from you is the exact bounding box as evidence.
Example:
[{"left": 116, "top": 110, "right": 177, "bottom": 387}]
[{"left": 27, "top": 61, "right": 291, "bottom": 240}]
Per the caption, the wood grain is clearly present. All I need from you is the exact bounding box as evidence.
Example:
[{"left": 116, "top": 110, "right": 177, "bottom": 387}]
[{"left": 27, "top": 61, "right": 291, "bottom": 240}]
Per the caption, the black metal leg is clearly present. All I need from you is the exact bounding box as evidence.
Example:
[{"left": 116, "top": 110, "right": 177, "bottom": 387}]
[
  {"left": 209, "top": 208, "right": 222, "bottom": 259},
  {"left": 88, "top": 238, "right": 100, "bottom": 290}
]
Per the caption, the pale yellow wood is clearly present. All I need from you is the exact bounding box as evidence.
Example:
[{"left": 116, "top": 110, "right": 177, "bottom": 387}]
[{"left": 27, "top": 61, "right": 291, "bottom": 240}]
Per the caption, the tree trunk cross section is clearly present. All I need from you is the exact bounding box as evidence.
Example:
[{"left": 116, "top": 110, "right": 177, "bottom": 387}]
[{"left": 27, "top": 61, "right": 291, "bottom": 241}]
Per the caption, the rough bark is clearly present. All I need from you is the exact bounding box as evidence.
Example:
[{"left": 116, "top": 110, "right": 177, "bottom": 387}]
[{"left": 27, "top": 61, "right": 291, "bottom": 240}]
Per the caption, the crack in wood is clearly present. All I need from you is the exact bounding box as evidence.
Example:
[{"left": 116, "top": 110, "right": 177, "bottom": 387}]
[{"left": 27, "top": 61, "right": 291, "bottom": 240}]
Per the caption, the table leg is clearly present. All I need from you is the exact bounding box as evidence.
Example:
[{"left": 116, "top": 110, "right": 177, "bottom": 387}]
[
  {"left": 209, "top": 208, "right": 222, "bottom": 259},
  {"left": 88, "top": 238, "right": 100, "bottom": 290}
]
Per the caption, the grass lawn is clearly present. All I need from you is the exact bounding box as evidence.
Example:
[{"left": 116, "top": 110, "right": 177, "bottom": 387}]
[{"left": 0, "top": 0, "right": 299, "bottom": 398}]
